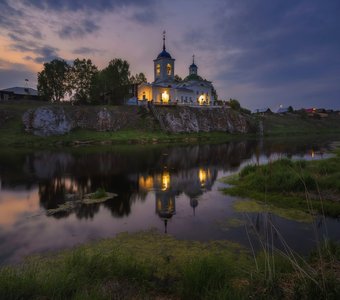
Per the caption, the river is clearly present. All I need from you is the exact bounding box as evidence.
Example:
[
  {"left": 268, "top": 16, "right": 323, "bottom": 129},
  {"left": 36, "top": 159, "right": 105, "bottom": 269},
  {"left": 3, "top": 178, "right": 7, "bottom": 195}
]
[{"left": 0, "top": 136, "right": 339, "bottom": 265}]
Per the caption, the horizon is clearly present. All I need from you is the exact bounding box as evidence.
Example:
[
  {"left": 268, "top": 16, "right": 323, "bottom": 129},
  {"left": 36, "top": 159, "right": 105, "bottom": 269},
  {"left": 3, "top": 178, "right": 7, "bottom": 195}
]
[{"left": 0, "top": 0, "right": 339, "bottom": 110}]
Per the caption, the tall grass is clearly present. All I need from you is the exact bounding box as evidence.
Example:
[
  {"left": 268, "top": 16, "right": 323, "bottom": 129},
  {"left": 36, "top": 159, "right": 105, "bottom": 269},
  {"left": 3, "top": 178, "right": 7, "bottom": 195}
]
[{"left": 232, "top": 152, "right": 340, "bottom": 299}]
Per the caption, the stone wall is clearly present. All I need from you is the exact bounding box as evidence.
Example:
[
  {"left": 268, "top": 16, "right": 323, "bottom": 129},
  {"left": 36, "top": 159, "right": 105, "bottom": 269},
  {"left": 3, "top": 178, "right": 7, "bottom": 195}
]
[{"left": 22, "top": 105, "right": 254, "bottom": 136}]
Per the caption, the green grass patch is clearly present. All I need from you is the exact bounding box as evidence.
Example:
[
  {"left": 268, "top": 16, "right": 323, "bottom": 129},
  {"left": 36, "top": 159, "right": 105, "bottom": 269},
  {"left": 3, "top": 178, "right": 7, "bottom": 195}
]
[
  {"left": 232, "top": 200, "right": 314, "bottom": 222},
  {"left": 222, "top": 151, "right": 340, "bottom": 218},
  {"left": 0, "top": 231, "right": 339, "bottom": 299},
  {"left": 90, "top": 188, "right": 107, "bottom": 199}
]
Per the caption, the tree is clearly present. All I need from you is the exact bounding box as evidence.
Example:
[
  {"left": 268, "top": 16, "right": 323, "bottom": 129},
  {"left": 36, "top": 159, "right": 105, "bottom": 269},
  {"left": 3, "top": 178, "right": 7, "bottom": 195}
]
[
  {"left": 211, "top": 86, "right": 218, "bottom": 103},
  {"left": 70, "top": 58, "right": 98, "bottom": 104},
  {"left": 228, "top": 98, "right": 241, "bottom": 110},
  {"left": 96, "top": 59, "right": 131, "bottom": 105},
  {"left": 37, "top": 59, "right": 71, "bottom": 102},
  {"left": 130, "top": 72, "right": 147, "bottom": 84},
  {"left": 174, "top": 74, "right": 182, "bottom": 82}
]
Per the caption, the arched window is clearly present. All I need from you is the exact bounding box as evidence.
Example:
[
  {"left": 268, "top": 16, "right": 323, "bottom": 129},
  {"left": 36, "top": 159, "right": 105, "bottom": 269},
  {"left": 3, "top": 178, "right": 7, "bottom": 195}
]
[
  {"left": 167, "top": 63, "right": 172, "bottom": 75},
  {"left": 156, "top": 64, "right": 161, "bottom": 76}
]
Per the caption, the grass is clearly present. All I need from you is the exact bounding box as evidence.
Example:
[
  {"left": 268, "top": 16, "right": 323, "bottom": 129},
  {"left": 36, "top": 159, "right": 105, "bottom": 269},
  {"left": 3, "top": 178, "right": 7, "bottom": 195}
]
[
  {"left": 0, "top": 231, "right": 338, "bottom": 299},
  {"left": 90, "top": 188, "right": 107, "bottom": 199},
  {"left": 222, "top": 149, "right": 340, "bottom": 218},
  {"left": 261, "top": 113, "right": 340, "bottom": 136}
]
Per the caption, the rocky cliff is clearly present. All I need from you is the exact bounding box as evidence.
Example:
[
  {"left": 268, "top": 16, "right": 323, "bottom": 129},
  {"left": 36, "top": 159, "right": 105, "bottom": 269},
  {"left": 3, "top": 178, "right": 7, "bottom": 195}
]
[
  {"left": 22, "top": 105, "right": 254, "bottom": 136},
  {"left": 152, "top": 106, "right": 252, "bottom": 134}
]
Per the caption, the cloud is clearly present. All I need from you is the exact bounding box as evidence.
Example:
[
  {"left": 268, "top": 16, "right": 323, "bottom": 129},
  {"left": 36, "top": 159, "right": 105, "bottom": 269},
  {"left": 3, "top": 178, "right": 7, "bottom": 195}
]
[
  {"left": 22, "top": 0, "right": 156, "bottom": 12},
  {"left": 8, "top": 34, "right": 60, "bottom": 64},
  {"left": 204, "top": 0, "right": 340, "bottom": 109},
  {"left": 58, "top": 20, "right": 100, "bottom": 39},
  {"left": 0, "top": 1, "right": 43, "bottom": 40},
  {"left": 72, "top": 47, "right": 105, "bottom": 55}
]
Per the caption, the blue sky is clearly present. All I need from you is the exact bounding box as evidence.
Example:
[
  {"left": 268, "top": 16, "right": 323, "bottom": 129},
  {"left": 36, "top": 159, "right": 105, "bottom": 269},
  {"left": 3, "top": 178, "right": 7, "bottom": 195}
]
[{"left": 0, "top": 0, "right": 339, "bottom": 110}]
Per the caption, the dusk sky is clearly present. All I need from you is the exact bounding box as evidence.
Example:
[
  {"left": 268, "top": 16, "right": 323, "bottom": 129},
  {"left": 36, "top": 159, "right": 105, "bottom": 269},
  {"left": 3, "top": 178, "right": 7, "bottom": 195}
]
[{"left": 0, "top": 0, "right": 339, "bottom": 110}]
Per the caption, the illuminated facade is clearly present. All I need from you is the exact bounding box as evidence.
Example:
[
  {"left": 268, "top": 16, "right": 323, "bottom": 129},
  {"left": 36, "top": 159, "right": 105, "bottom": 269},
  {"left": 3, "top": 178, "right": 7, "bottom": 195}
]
[{"left": 138, "top": 32, "right": 216, "bottom": 106}]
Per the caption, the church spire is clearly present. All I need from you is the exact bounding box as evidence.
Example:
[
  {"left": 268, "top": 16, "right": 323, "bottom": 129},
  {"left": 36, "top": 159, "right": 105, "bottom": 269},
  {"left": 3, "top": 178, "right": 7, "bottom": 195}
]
[
  {"left": 163, "top": 30, "right": 166, "bottom": 51},
  {"left": 192, "top": 54, "right": 195, "bottom": 64}
]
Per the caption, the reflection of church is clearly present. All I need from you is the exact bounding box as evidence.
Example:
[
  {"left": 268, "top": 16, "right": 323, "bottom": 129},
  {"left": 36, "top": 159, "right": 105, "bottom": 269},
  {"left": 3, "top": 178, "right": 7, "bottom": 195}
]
[
  {"left": 138, "top": 31, "right": 216, "bottom": 106},
  {"left": 138, "top": 167, "right": 216, "bottom": 233}
]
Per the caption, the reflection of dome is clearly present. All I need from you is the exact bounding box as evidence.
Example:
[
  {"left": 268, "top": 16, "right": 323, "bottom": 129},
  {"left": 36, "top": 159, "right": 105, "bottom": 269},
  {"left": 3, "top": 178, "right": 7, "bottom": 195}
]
[
  {"left": 158, "top": 211, "right": 174, "bottom": 219},
  {"left": 190, "top": 198, "right": 198, "bottom": 216},
  {"left": 157, "top": 50, "right": 172, "bottom": 59}
]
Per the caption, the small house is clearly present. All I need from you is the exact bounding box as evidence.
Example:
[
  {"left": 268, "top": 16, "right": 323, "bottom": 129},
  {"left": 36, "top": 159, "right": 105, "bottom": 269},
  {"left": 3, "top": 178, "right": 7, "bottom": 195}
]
[{"left": 1, "top": 87, "right": 39, "bottom": 100}]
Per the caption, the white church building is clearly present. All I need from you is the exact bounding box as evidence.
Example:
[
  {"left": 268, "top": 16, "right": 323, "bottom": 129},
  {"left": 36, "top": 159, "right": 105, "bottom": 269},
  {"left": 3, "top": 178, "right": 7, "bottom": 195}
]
[{"left": 137, "top": 32, "right": 216, "bottom": 106}]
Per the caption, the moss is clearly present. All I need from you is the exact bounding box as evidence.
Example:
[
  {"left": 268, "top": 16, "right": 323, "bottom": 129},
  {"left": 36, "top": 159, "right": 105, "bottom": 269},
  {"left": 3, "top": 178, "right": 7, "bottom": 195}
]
[
  {"left": 218, "top": 217, "right": 246, "bottom": 231},
  {"left": 46, "top": 192, "right": 116, "bottom": 215},
  {"left": 232, "top": 200, "right": 314, "bottom": 223},
  {"left": 89, "top": 188, "right": 107, "bottom": 199}
]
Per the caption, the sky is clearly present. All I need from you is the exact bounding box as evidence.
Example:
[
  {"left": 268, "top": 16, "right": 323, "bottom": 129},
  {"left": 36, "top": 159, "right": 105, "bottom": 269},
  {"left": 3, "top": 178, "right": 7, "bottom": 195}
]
[{"left": 0, "top": 0, "right": 339, "bottom": 110}]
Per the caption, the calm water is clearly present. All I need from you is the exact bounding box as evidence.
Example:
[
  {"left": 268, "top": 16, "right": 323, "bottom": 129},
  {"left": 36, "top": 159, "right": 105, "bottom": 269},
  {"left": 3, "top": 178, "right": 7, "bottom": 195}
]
[{"left": 0, "top": 137, "right": 339, "bottom": 265}]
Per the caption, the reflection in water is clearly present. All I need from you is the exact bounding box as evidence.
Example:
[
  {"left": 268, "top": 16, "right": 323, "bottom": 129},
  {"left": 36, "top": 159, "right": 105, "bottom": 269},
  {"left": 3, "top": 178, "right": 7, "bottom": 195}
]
[{"left": 0, "top": 137, "right": 338, "bottom": 265}]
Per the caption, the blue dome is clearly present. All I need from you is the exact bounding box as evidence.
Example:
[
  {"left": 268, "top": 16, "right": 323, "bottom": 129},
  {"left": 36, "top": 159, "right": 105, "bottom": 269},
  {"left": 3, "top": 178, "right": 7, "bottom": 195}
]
[
  {"left": 157, "top": 50, "right": 172, "bottom": 59},
  {"left": 190, "top": 63, "right": 197, "bottom": 68}
]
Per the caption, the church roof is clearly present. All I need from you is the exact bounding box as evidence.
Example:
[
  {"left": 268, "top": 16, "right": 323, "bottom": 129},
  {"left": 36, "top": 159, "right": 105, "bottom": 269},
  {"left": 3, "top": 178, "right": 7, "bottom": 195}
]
[
  {"left": 157, "top": 49, "right": 172, "bottom": 59},
  {"left": 190, "top": 63, "right": 197, "bottom": 69},
  {"left": 183, "top": 74, "right": 204, "bottom": 82}
]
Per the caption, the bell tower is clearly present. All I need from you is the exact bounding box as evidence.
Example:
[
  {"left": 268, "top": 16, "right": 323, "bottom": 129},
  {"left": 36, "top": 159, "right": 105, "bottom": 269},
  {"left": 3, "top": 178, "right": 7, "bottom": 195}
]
[{"left": 153, "top": 31, "right": 175, "bottom": 83}]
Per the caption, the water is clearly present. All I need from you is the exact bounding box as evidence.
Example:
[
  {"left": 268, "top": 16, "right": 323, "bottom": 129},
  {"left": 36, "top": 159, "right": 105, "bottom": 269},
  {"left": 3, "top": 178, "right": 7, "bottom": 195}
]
[{"left": 0, "top": 137, "right": 339, "bottom": 265}]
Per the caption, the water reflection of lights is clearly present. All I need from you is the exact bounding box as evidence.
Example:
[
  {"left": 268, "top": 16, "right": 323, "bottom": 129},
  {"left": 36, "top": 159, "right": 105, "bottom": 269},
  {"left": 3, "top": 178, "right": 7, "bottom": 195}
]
[
  {"left": 198, "top": 168, "right": 210, "bottom": 188},
  {"left": 161, "top": 171, "right": 170, "bottom": 191},
  {"left": 138, "top": 176, "right": 154, "bottom": 191}
]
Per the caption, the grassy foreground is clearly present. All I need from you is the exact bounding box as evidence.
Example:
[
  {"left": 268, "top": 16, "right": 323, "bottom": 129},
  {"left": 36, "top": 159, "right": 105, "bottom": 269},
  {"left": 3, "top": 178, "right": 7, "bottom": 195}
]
[
  {"left": 222, "top": 149, "right": 340, "bottom": 218},
  {"left": 0, "top": 231, "right": 339, "bottom": 300}
]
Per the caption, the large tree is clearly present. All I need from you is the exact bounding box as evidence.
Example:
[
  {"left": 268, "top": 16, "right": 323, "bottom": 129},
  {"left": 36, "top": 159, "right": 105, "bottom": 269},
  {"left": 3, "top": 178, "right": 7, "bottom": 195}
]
[
  {"left": 99, "top": 58, "right": 131, "bottom": 105},
  {"left": 70, "top": 58, "right": 98, "bottom": 104},
  {"left": 37, "top": 59, "right": 71, "bottom": 102},
  {"left": 129, "top": 72, "right": 147, "bottom": 84}
]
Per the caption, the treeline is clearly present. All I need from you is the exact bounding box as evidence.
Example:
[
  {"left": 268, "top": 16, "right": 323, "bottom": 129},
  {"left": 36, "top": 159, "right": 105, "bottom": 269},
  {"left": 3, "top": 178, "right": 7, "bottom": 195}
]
[{"left": 37, "top": 58, "right": 147, "bottom": 105}]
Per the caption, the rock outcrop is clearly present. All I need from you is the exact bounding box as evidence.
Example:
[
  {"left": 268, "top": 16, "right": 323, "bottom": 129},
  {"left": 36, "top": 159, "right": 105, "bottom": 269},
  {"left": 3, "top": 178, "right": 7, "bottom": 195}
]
[
  {"left": 153, "top": 106, "right": 252, "bottom": 133},
  {"left": 22, "top": 105, "right": 254, "bottom": 136},
  {"left": 23, "top": 106, "right": 72, "bottom": 136},
  {"left": 22, "top": 105, "right": 145, "bottom": 136}
]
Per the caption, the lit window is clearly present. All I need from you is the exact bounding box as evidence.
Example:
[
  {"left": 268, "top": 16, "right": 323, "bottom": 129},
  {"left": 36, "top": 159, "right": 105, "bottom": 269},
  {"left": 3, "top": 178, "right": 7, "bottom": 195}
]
[
  {"left": 167, "top": 63, "right": 172, "bottom": 75},
  {"left": 156, "top": 64, "right": 161, "bottom": 76},
  {"left": 162, "top": 90, "right": 169, "bottom": 103}
]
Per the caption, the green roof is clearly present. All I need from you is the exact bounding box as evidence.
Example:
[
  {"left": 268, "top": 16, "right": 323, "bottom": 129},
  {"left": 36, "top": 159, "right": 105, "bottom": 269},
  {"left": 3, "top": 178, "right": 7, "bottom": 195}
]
[{"left": 183, "top": 74, "right": 204, "bottom": 82}]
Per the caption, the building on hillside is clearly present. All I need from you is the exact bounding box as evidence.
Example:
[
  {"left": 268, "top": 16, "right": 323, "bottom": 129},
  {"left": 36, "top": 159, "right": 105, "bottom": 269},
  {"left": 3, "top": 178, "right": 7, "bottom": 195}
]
[
  {"left": 254, "top": 108, "right": 272, "bottom": 114},
  {"left": 1, "top": 87, "right": 39, "bottom": 100},
  {"left": 137, "top": 32, "right": 216, "bottom": 106},
  {"left": 276, "top": 107, "right": 289, "bottom": 114},
  {"left": 0, "top": 90, "right": 14, "bottom": 102}
]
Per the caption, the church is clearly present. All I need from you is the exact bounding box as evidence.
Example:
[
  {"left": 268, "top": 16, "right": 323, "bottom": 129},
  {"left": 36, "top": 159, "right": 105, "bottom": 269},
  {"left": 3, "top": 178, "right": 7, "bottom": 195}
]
[{"left": 137, "top": 32, "right": 216, "bottom": 106}]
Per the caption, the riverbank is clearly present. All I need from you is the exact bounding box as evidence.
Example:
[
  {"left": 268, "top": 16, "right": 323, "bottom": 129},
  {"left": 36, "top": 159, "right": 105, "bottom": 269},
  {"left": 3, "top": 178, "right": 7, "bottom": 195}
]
[
  {"left": 1, "top": 101, "right": 340, "bottom": 147},
  {"left": 0, "top": 231, "right": 339, "bottom": 299},
  {"left": 221, "top": 148, "right": 340, "bottom": 218},
  {"left": 0, "top": 101, "right": 252, "bottom": 147}
]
